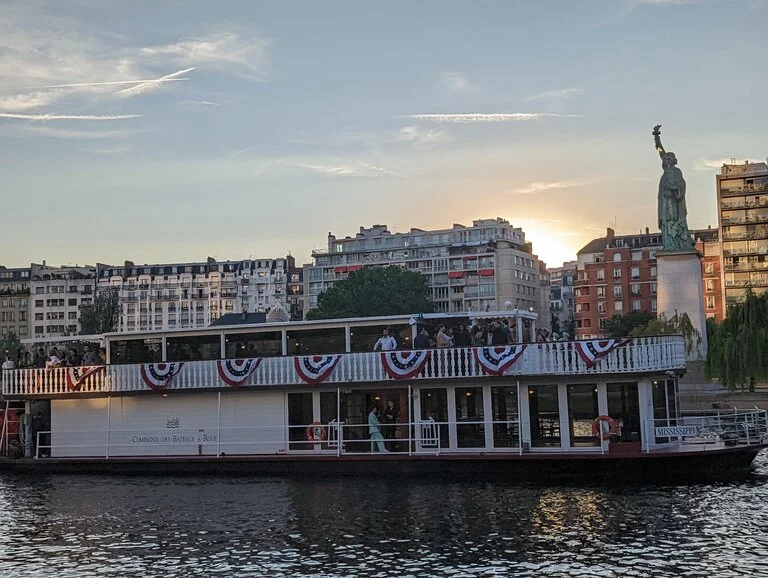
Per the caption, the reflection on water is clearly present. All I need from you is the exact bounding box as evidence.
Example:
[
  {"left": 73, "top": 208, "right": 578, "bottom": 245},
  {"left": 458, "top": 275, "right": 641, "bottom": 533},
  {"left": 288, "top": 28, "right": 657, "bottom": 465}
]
[{"left": 1, "top": 452, "right": 768, "bottom": 577}]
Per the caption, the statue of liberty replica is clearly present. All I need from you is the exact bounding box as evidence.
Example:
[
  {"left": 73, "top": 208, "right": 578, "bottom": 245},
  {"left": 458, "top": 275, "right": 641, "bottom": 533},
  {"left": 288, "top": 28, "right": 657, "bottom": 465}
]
[{"left": 653, "top": 124, "right": 695, "bottom": 252}]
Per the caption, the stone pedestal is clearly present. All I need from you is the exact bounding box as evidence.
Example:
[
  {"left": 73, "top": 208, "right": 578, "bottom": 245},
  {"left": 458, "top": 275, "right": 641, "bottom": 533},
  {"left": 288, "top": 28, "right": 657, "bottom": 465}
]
[{"left": 656, "top": 250, "right": 708, "bottom": 361}]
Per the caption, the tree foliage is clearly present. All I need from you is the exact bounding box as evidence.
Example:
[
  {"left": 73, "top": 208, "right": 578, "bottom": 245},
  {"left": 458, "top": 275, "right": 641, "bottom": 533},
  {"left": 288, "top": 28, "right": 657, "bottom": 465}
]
[
  {"left": 79, "top": 287, "right": 120, "bottom": 334},
  {"left": 629, "top": 312, "right": 701, "bottom": 355},
  {"left": 0, "top": 332, "right": 21, "bottom": 361},
  {"left": 305, "top": 266, "right": 435, "bottom": 320},
  {"left": 707, "top": 289, "right": 768, "bottom": 391},
  {"left": 603, "top": 310, "right": 656, "bottom": 338}
]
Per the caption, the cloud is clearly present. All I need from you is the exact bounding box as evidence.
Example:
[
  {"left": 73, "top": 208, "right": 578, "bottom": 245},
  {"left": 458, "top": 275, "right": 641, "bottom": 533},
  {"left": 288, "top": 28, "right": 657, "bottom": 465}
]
[
  {"left": 116, "top": 67, "right": 195, "bottom": 98},
  {"left": 441, "top": 72, "right": 474, "bottom": 93},
  {"left": 394, "top": 126, "right": 453, "bottom": 148},
  {"left": 78, "top": 144, "right": 133, "bottom": 155},
  {"left": 509, "top": 180, "right": 593, "bottom": 195},
  {"left": 524, "top": 88, "right": 584, "bottom": 102},
  {"left": 0, "top": 112, "right": 141, "bottom": 121},
  {"left": 14, "top": 126, "right": 149, "bottom": 139},
  {"left": 280, "top": 159, "right": 401, "bottom": 178},
  {"left": 397, "top": 113, "right": 582, "bottom": 123},
  {"left": 26, "top": 78, "right": 189, "bottom": 90},
  {"left": 141, "top": 32, "right": 271, "bottom": 81},
  {"left": 181, "top": 100, "right": 221, "bottom": 108}
]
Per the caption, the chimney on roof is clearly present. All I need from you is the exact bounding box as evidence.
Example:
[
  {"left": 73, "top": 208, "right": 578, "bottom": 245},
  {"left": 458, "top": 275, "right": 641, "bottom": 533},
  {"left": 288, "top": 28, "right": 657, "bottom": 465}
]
[
  {"left": 645, "top": 227, "right": 649, "bottom": 235},
  {"left": 124, "top": 260, "right": 134, "bottom": 268},
  {"left": 207, "top": 256, "right": 215, "bottom": 264},
  {"left": 606, "top": 227, "right": 615, "bottom": 244}
]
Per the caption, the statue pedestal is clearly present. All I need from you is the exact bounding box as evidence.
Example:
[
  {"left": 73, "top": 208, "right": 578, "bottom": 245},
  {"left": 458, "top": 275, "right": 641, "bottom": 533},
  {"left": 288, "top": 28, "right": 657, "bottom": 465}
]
[{"left": 656, "top": 250, "right": 708, "bottom": 361}]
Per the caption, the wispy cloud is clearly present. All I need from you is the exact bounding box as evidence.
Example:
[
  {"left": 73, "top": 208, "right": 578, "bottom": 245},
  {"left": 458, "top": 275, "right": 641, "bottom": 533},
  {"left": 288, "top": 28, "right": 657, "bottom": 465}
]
[
  {"left": 694, "top": 157, "right": 764, "bottom": 171},
  {"left": 524, "top": 88, "right": 584, "bottom": 102},
  {"left": 280, "top": 159, "right": 401, "bottom": 178},
  {"left": 78, "top": 144, "right": 133, "bottom": 155},
  {"left": 141, "top": 32, "right": 271, "bottom": 81},
  {"left": 25, "top": 78, "right": 189, "bottom": 90},
  {"left": 181, "top": 100, "right": 221, "bottom": 108},
  {"left": 395, "top": 126, "right": 453, "bottom": 148},
  {"left": 440, "top": 72, "right": 474, "bottom": 93},
  {"left": 12, "top": 126, "right": 149, "bottom": 139},
  {"left": 117, "top": 67, "right": 195, "bottom": 97},
  {"left": 0, "top": 112, "right": 141, "bottom": 121},
  {"left": 397, "top": 113, "right": 581, "bottom": 123},
  {"left": 509, "top": 180, "right": 593, "bottom": 195}
]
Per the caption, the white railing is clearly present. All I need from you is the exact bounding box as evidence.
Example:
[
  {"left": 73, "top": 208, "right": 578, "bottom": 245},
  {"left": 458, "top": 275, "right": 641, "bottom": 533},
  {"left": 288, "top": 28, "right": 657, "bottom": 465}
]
[
  {"left": 2, "top": 336, "right": 686, "bottom": 397},
  {"left": 642, "top": 409, "right": 768, "bottom": 452}
]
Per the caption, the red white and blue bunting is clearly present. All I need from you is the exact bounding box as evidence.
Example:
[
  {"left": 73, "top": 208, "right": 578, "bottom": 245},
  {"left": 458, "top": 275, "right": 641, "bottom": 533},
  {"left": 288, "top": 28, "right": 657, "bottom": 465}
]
[
  {"left": 294, "top": 355, "right": 342, "bottom": 385},
  {"left": 474, "top": 345, "right": 527, "bottom": 376},
  {"left": 380, "top": 351, "right": 431, "bottom": 380},
  {"left": 140, "top": 363, "right": 184, "bottom": 390},
  {"left": 216, "top": 358, "right": 262, "bottom": 387},
  {"left": 66, "top": 366, "right": 105, "bottom": 391},
  {"left": 574, "top": 339, "right": 631, "bottom": 368}
]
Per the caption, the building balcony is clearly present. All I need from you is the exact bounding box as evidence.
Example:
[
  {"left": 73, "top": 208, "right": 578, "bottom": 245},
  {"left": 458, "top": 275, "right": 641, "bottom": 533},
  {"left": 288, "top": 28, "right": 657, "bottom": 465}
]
[
  {"left": 722, "top": 247, "right": 768, "bottom": 257},
  {"left": 720, "top": 183, "right": 768, "bottom": 198},
  {"left": 725, "top": 277, "right": 768, "bottom": 288},
  {"left": 722, "top": 215, "right": 768, "bottom": 226},
  {"left": 1, "top": 336, "right": 686, "bottom": 398},
  {"left": 721, "top": 199, "right": 768, "bottom": 210},
  {"left": 722, "top": 228, "right": 768, "bottom": 241}
]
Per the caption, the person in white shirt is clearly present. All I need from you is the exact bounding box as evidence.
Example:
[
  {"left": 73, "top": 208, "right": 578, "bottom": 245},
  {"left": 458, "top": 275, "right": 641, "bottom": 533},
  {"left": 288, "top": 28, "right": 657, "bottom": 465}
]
[
  {"left": 45, "top": 348, "right": 62, "bottom": 370},
  {"left": 373, "top": 328, "right": 398, "bottom": 351},
  {"left": 1, "top": 356, "right": 15, "bottom": 370}
]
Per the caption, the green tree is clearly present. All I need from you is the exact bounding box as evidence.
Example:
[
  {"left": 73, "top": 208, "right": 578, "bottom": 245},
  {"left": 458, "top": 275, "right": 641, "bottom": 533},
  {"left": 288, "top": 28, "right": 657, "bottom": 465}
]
[
  {"left": 305, "top": 266, "right": 434, "bottom": 320},
  {"left": 79, "top": 287, "right": 120, "bottom": 334},
  {"left": 630, "top": 312, "right": 701, "bottom": 356},
  {"left": 603, "top": 310, "right": 656, "bottom": 338},
  {"left": 706, "top": 288, "right": 768, "bottom": 391},
  {"left": 0, "top": 331, "right": 21, "bottom": 362}
]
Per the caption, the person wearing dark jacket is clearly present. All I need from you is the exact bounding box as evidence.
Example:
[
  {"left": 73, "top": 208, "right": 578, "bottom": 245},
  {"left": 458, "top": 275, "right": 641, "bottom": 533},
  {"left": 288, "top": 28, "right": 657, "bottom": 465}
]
[
  {"left": 453, "top": 324, "right": 472, "bottom": 347},
  {"left": 413, "top": 328, "right": 430, "bottom": 349}
]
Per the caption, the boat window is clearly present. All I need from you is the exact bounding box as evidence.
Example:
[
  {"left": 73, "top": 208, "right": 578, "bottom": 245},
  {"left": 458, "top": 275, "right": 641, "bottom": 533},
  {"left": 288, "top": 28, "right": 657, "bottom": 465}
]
[
  {"left": 225, "top": 332, "right": 282, "bottom": 358},
  {"left": 287, "top": 392, "right": 313, "bottom": 451},
  {"left": 110, "top": 338, "right": 162, "bottom": 364},
  {"left": 567, "top": 384, "right": 599, "bottom": 447},
  {"left": 606, "top": 382, "right": 641, "bottom": 443},
  {"left": 455, "top": 387, "right": 485, "bottom": 448},
  {"left": 287, "top": 329, "right": 346, "bottom": 355},
  {"left": 350, "top": 324, "right": 411, "bottom": 352},
  {"left": 419, "top": 388, "right": 449, "bottom": 448},
  {"left": 166, "top": 335, "right": 221, "bottom": 362},
  {"left": 491, "top": 386, "right": 519, "bottom": 448},
  {"left": 529, "top": 385, "right": 561, "bottom": 448}
]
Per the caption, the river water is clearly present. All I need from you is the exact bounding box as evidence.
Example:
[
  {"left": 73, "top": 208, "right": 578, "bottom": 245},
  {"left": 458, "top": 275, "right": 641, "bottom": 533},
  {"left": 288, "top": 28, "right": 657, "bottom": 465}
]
[{"left": 1, "top": 454, "right": 768, "bottom": 577}]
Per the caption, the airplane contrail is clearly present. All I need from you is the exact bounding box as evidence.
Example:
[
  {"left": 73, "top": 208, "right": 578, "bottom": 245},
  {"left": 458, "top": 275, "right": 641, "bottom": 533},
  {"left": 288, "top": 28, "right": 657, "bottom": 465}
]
[
  {"left": 0, "top": 112, "right": 142, "bottom": 121},
  {"left": 117, "top": 67, "right": 196, "bottom": 97},
  {"left": 25, "top": 78, "right": 189, "bottom": 90}
]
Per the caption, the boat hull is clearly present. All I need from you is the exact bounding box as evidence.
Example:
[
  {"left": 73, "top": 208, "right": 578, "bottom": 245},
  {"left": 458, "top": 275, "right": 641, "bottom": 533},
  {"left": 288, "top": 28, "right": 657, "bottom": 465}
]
[{"left": 1, "top": 445, "right": 763, "bottom": 483}]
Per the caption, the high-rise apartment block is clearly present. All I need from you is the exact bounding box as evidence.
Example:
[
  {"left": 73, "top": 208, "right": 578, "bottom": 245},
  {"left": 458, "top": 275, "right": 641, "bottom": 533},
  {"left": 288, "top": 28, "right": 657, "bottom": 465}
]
[
  {"left": 30, "top": 263, "right": 97, "bottom": 339},
  {"left": 717, "top": 160, "right": 768, "bottom": 310},
  {"left": 548, "top": 261, "right": 577, "bottom": 335},
  {"left": 304, "top": 218, "right": 546, "bottom": 318},
  {"left": 98, "top": 256, "right": 296, "bottom": 333},
  {"left": 573, "top": 227, "right": 722, "bottom": 339},
  {"left": 0, "top": 266, "right": 31, "bottom": 339}
]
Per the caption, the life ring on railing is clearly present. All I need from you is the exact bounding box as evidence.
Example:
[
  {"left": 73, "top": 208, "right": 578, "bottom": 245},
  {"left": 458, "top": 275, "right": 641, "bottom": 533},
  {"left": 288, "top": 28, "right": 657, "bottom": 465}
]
[
  {"left": 306, "top": 422, "right": 327, "bottom": 442},
  {"left": 592, "top": 415, "right": 616, "bottom": 441}
]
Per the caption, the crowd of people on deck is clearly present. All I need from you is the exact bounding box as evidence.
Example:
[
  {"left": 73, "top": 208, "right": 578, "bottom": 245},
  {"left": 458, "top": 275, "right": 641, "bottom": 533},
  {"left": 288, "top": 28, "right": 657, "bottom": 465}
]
[
  {"left": 372, "top": 322, "right": 571, "bottom": 352},
  {"left": 1, "top": 344, "right": 106, "bottom": 370}
]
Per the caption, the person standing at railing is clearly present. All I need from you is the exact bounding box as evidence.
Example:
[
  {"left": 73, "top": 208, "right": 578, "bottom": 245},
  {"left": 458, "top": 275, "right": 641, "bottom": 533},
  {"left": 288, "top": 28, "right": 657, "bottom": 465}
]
[
  {"left": 1, "top": 356, "right": 14, "bottom": 370},
  {"left": 368, "top": 406, "right": 388, "bottom": 453},
  {"left": 382, "top": 400, "right": 399, "bottom": 452},
  {"left": 373, "top": 328, "right": 398, "bottom": 351},
  {"left": 413, "top": 327, "right": 430, "bottom": 349}
]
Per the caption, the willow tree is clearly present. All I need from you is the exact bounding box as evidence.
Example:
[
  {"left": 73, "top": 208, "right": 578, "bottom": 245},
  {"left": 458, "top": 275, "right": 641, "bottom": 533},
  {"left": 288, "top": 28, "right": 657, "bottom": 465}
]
[{"left": 706, "top": 289, "right": 768, "bottom": 391}]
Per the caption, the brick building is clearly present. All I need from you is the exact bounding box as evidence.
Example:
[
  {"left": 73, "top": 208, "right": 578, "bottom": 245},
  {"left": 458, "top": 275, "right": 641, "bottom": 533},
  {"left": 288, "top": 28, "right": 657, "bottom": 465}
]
[{"left": 573, "top": 227, "right": 722, "bottom": 339}]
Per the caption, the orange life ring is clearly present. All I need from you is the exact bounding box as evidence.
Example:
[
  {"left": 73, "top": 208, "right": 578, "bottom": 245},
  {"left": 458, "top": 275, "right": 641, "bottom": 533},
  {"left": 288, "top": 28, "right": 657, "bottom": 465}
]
[
  {"left": 592, "top": 415, "right": 615, "bottom": 441},
  {"left": 306, "top": 422, "right": 327, "bottom": 442}
]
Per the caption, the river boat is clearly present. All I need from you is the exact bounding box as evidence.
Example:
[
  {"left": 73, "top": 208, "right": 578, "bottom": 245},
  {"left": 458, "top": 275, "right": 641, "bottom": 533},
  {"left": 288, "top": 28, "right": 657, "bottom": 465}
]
[{"left": 1, "top": 311, "right": 766, "bottom": 482}]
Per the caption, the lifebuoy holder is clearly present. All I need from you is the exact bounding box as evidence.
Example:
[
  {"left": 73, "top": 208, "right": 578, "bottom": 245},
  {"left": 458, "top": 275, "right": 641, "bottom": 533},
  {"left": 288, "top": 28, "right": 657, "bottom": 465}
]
[
  {"left": 592, "top": 415, "right": 616, "bottom": 441},
  {"left": 306, "top": 422, "right": 327, "bottom": 442}
]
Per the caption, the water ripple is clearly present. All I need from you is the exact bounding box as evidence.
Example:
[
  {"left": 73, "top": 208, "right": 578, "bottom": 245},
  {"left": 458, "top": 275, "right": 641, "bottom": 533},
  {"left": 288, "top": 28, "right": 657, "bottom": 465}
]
[{"left": 1, "top": 452, "right": 768, "bottom": 576}]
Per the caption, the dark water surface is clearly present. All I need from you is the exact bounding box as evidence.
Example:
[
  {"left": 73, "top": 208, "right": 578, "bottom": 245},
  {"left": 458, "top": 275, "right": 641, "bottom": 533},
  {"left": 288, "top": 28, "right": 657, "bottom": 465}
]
[{"left": 2, "top": 454, "right": 768, "bottom": 577}]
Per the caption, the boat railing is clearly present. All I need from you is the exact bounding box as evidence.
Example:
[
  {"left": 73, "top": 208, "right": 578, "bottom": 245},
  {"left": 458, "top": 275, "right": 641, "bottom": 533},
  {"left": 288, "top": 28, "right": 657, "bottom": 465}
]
[
  {"left": 28, "top": 419, "right": 530, "bottom": 459},
  {"left": 642, "top": 409, "right": 768, "bottom": 452},
  {"left": 1, "top": 335, "right": 687, "bottom": 397}
]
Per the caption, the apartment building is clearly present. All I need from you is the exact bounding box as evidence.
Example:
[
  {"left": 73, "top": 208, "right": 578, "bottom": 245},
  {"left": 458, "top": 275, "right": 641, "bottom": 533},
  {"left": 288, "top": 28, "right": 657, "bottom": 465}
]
[
  {"left": 98, "top": 256, "right": 293, "bottom": 333},
  {"left": 29, "top": 263, "right": 97, "bottom": 338},
  {"left": 696, "top": 228, "right": 724, "bottom": 321},
  {"left": 0, "top": 266, "right": 30, "bottom": 339},
  {"left": 716, "top": 160, "right": 768, "bottom": 311},
  {"left": 574, "top": 227, "right": 721, "bottom": 338},
  {"left": 548, "top": 261, "right": 577, "bottom": 335},
  {"left": 304, "top": 218, "right": 546, "bottom": 318}
]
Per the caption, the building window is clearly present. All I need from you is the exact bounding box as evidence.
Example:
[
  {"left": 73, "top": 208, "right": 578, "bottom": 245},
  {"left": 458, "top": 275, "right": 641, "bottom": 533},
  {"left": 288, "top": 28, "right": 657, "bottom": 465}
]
[
  {"left": 613, "top": 285, "right": 622, "bottom": 298},
  {"left": 650, "top": 266, "right": 657, "bottom": 278},
  {"left": 613, "top": 268, "right": 621, "bottom": 278},
  {"left": 596, "top": 269, "right": 605, "bottom": 281},
  {"left": 597, "top": 287, "right": 606, "bottom": 298},
  {"left": 597, "top": 301, "right": 606, "bottom": 314},
  {"left": 631, "top": 283, "right": 641, "bottom": 296},
  {"left": 631, "top": 267, "right": 640, "bottom": 279},
  {"left": 599, "top": 318, "right": 607, "bottom": 330},
  {"left": 651, "top": 300, "right": 657, "bottom": 312},
  {"left": 706, "top": 296, "right": 716, "bottom": 309},
  {"left": 650, "top": 283, "right": 657, "bottom": 294},
  {"left": 705, "top": 280, "right": 714, "bottom": 291},
  {"left": 614, "top": 302, "right": 623, "bottom": 314},
  {"left": 613, "top": 253, "right": 622, "bottom": 262},
  {"left": 631, "top": 251, "right": 642, "bottom": 261},
  {"left": 632, "top": 300, "right": 641, "bottom": 311},
  {"left": 705, "top": 262, "right": 714, "bottom": 274}
]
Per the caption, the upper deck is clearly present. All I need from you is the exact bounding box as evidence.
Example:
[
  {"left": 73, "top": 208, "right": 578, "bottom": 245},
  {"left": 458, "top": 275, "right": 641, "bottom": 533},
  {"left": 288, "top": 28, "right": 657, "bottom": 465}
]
[{"left": 2, "top": 335, "right": 686, "bottom": 398}]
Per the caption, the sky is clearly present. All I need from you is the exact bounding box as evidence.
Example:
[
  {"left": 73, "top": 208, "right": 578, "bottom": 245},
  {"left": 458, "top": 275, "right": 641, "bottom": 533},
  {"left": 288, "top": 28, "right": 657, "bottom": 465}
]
[{"left": 2, "top": 0, "right": 767, "bottom": 269}]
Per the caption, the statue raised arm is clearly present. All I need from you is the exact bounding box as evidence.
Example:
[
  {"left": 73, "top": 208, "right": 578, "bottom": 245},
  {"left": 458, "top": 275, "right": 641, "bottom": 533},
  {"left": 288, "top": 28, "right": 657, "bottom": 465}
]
[{"left": 653, "top": 124, "right": 665, "bottom": 156}]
